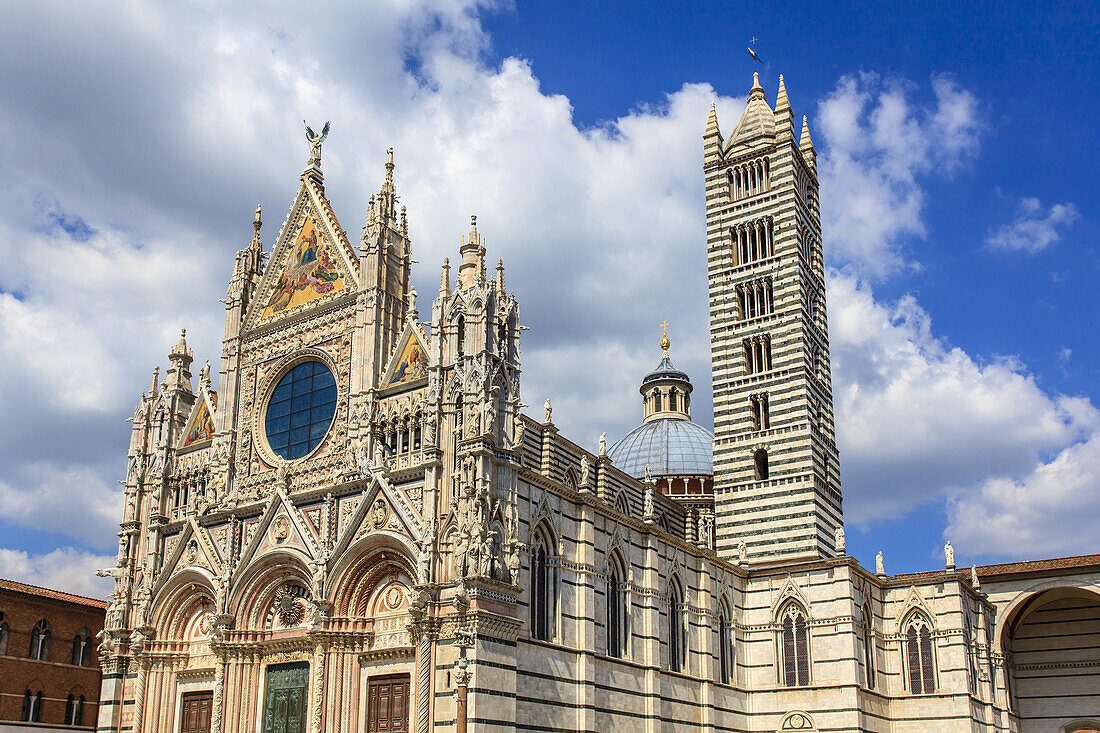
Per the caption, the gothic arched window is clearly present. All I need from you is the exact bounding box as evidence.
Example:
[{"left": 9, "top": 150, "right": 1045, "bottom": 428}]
[
  {"left": 668, "top": 578, "right": 686, "bottom": 672},
  {"left": 905, "top": 615, "right": 936, "bottom": 694},
  {"left": 607, "top": 553, "right": 629, "bottom": 658},
  {"left": 21, "top": 690, "right": 32, "bottom": 722},
  {"left": 779, "top": 603, "right": 810, "bottom": 686},
  {"left": 65, "top": 693, "right": 85, "bottom": 725},
  {"left": 718, "top": 599, "right": 735, "bottom": 684},
  {"left": 72, "top": 628, "right": 91, "bottom": 666},
  {"left": 456, "top": 315, "right": 466, "bottom": 358},
  {"left": 0, "top": 612, "right": 8, "bottom": 655},
  {"left": 861, "top": 604, "right": 876, "bottom": 689},
  {"left": 530, "top": 525, "right": 556, "bottom": 641},
  {"left": 753, "top": 448, "right": 769, "bottom": 481},
  {"left": 28, "top": 619, "right": 50, "bottom": 661}
]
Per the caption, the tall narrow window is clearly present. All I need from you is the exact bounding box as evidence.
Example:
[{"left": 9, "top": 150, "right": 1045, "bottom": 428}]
[
  {"left": 72, "top": 628, "right": 90, "bottom": 666},
  {"left": 531, "top": 528, "right": 555, "bottom": 641},
  {"left": 906, "top": 616, "right": 936, "bottom": 694},
  {"left": 456, "top": 316, "right": 465, "bottom": 358},
  {"left": 862, "top": 604, "right": 876, "bottom": 689},
  {"left": 66, "top": 694, "right": 76, "bottom": 725},
  {"left": 32, "top": 691, "right": 42, "bottom": 722},
  {"left": 753, "top": 448, "right": 769, "bottom": 481},
  {"left": 668, "top": 580, "right": 686, "bottom": 672},
  {"left": 750, "top": 393, "right": 770, "bottom": 432},
  {"left": 29, "top": 619, "right": 49, "bottom": 661},
  {"left": 0, "top": 613, "right": 8, "bottom": 655},
  {"left": 669, "top": 390, "right": 678, "bottom": 412},
  {"left": 780, "top": 604, "right": 810, "bottom": 686},
  {"left": 718, "top": 606, "right": 734, "bottom": 684},
  {"left": 21, "top": 691, "right": 32, "bottom": 722},
  {"left": 607, "top": 555, "right": 628, "bottom": 658}
]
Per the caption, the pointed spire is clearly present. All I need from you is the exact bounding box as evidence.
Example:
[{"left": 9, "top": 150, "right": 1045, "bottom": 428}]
[
  {"left": 253, "top": 204, "right": 262, "bottom": 233},
  {"left": 800, "top": 115, "right": 817, "bottom": 172},
  {"left": 750, "top": 70, "right": 766, "bottom": 100},
  {"left": 149, "top": 366, "right": 160, "bottom": 398},
  {"left": 440, "top": 257, "right": 451, "bottom": 299},
  {"left": 775, "top": 74, "right": 790, "bottom": 111},
  {"left": 800, "top": 115, "right": 814, "bottom": 150},
  {"left": 496, "top": 258, "right": 505, "bottom": 292},
  {"left": 704, "top": 101, "right": 725, "bottom": 164},
  {"left": 368, "top": 147, "right": 400, "bottom": 226},
  {"left": 199, "top": 360, "right": 212, "bottom": 390},
  {"left": 165, "top": 329, "right": 194, "bottom": 394},
  {"left": 458, "top": 215, "right": 483, "bottom": 289}
]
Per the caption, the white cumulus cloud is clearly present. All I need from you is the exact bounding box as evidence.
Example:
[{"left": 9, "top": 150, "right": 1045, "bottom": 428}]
[
  {"left": 0, "top": 547, "right": 115, "bottom": 599},
  {"left": 985, "top": 196, "right": 1079, "bottom": 253}
]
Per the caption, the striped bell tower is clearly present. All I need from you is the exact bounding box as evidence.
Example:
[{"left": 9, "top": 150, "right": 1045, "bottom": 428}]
[{"left": 704, "top": 72, "right": 843, "bottom": 561}]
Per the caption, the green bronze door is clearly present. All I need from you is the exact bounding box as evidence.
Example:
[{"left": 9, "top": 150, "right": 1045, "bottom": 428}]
[{"left": 262, "top": 662, "right": 309, "bottom": 733}]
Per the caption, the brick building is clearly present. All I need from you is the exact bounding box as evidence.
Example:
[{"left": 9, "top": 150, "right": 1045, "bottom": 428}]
[{"left": 0, "top": 578, "right": 105, "bottom": 730}]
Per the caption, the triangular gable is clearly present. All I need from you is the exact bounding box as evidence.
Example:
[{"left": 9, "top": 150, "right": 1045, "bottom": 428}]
[
  {"left": 380, "top": 321, "right": 430, "bottom": 388},
  {"left": 179, "top": 387, "right": 217, "bottom": 450},
  {"left": 233, "top": 491, "right": 323, "bottom": 583},
  {"left": 154, "top": 520, "right": 223, "bottom": 594},
  {"left": 244, "top": 176, "right": 359, "bottom": 329},
  {"left": 771, "top": 575, "right": 812, "bottom": 619},
  {"left": 331, "top": 471, "right": 422, "bottom": 558},
  {"left": 896, "top": 586, "right": 937, "bottom": 633}
]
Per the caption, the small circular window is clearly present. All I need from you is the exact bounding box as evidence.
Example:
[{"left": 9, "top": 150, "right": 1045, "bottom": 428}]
[{"left": 264, "top": 361, "right": 337, "bottom": 460}]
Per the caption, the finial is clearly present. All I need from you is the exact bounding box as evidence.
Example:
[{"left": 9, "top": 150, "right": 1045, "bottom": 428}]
[
  {"left": 496, "top": 258, "right": 505, "bottom": 291},
  {"left": 385, "top": 147, "right": 395, "bottom": 184},
  {"left": 440, "top": 257, "right": 451, "bottom": 298},
  {"left": 149, "top": 366, "right": 160, "bottom": 396},
  {"left": 660, "top": 321, "right": 670, "bottom": 354},
  {"left": 470, "top": 214, "right": 477, "bottom": 229},
  {"left": 253, "top": 205, "right": 262, "bottom": 232}
]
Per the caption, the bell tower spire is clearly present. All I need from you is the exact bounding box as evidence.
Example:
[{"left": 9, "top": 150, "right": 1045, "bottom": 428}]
[{"left": 704, "top": 72, "right": 841, "bottom": 562}]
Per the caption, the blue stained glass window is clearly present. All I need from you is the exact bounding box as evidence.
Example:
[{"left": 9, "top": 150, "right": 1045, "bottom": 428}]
[{"left": 265, "top": 361, "right": 337, "bottom": 460}]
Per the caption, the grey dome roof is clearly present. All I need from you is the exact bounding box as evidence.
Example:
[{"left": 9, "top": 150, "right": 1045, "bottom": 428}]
[
  {"left": 608, "top": 417, "right": 713, "bottom": 479},
  {"left": 640, "top": 355, "right": 690, "bottom": 391}
]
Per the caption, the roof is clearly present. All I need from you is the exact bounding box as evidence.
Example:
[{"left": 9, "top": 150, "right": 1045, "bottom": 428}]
[
  {"left": 609, "top": 417, "right": 713, "bottom": 478},
  {"left": 640, "top": 355, "right": 690, "bottom": 390},
  {"left": 729, "top": 72, "right": 775, "bottom": 146},
  {"left": 888, "top": 553, "right": 1100, "bottom": 585},
  {"left": 0, "top": 577, "right": 108, "bottom": 610}
]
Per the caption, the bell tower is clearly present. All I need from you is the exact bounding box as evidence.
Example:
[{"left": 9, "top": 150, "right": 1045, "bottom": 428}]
[{"left": 705, "top": 72, "right": 842, "bottom": 561}]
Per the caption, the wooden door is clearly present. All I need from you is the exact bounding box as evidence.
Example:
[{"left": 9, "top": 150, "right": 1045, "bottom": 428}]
[
  {"left": 180, "top": 691, "right": 213, "bottom": 733},
  {"left": 365, "top": 674, "right": 410, "bottom": 733},
  {"left": 262, "top": 662, "right": 310, "bottom": 733}
]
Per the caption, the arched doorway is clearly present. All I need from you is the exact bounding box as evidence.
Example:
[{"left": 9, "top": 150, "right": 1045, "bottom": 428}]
[{"left": 1002, "top": 587, "right": 1100, "bottom": 733}]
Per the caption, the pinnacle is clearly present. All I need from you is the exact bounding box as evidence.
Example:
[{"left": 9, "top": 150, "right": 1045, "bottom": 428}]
[
  {"left": 776, "top": 74, "right": 790, "bottom": 111},
  {"left": 800, "top": 115, "right": 814, "bottom": 150}
]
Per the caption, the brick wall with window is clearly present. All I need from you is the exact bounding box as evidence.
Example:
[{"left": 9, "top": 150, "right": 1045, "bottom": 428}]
[{"left": 0, "top": 578, "right": 105, "bottom": 728}]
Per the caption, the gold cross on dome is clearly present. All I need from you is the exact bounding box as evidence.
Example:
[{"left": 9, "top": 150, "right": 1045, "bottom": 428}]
[{"left": 659, "top": 322, "right": 670, "bottom": 353}]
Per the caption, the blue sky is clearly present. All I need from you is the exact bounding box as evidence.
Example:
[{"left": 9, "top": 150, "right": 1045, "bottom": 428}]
[{"left": 0, "top": 0, "right": 1096, "bottom": 594}]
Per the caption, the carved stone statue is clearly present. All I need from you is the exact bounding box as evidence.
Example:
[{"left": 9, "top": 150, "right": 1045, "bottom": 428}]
[
  {"left": 643, "top": 485, "right": 655, "bottom": 522},
  {"left": 738, "top": 540, "right": 748, "bottom": 565},
  {"left": 407, "top": 285, "right": 418, "bottom": 314},
  {"left": 417, "top": 529, "right": 433, "bottom": 586},
  {"left": 834, "top": 526, "right": 846, "bottom": 554},
  {"left": 598, "top": 432, "right": 607, "bottom": 457},
  {"left": 308, "top": 559, "right": 326, "bottom": 600},
  {"left": 971, "top": 564, "right": 980, "bottom": 590},
  {"left": 544, "top": 398, "right": 552, "bottom": 423},
  {"left": 875, "top": 551, "right": 885, "bottom": 575},
  {"left": 579, "top": 455, "right": 591, "bottom": 488},
  {"left": 944, "top": 540, "right": 955, "bottom": 568},
  {"left": 478, "top": 530, "right": 498, "bottom": 578},
  {"left": 644, "top": 464, "right": 653, "bottom": 484},
  {"left": 304, "top": 120, "right": 330, "bottom": 165},
  {"left": 512, "top": 411, "right": 526, "bottom": 449}
]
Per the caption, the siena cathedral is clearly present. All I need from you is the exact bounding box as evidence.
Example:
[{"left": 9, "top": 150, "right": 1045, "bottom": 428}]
[{"left": 96, "top": 73, "right": 1100, "bottom": 733}]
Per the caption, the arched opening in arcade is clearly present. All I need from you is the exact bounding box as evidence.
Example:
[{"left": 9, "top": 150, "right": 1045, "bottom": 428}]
[{"left": 1000, "top": 586, "right": 1100, "bottom": 733}]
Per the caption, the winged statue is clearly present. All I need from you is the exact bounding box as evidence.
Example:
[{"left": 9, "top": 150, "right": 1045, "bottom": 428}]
[{"left": 304, "top": 120, "right": 331, "bottom": 164}]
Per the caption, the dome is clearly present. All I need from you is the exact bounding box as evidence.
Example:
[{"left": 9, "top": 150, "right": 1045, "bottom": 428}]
[{"left": 609, "top": 417, "right": 713, "bottom": 479}]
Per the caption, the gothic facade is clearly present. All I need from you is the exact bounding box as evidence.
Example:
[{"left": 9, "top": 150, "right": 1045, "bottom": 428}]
[{"left": 95, "top": 74, "right": 1100, "bottom": 733}]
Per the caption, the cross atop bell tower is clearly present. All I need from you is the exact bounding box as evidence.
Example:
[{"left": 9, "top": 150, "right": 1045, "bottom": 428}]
[{"left": 704, "top": 72, "right": 842, "bottom": 562}]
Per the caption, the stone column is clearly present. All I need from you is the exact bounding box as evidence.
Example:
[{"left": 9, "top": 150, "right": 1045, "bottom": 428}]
[{"left": 211, "top": 656, "right": 226, "bottom": 733}]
